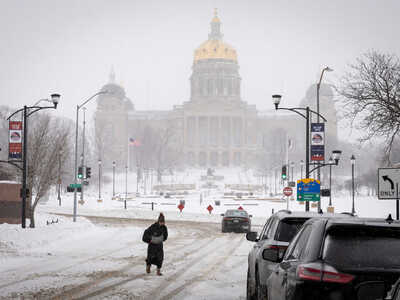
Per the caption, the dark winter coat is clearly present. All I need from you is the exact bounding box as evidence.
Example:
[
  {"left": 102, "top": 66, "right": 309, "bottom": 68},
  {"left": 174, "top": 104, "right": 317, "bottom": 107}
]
[{"left": 142, "top": 222, "right": 168, "bottom": 268}]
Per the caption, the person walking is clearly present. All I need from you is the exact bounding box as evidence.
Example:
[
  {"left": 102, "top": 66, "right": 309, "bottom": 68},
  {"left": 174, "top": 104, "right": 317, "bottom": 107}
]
[{"left": 142, "top": 213, "right": 168, "bottom": 275}]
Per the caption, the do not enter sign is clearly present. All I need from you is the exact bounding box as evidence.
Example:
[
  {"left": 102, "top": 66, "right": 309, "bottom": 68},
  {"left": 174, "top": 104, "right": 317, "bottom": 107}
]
[{"left": 283, "top": 187, "right": 293, "bottom": 196}]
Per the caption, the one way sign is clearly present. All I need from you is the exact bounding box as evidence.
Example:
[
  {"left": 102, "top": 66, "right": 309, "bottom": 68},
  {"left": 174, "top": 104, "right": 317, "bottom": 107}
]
[{"left": 378, "top": 168, "right": 400, "bottom": 200}]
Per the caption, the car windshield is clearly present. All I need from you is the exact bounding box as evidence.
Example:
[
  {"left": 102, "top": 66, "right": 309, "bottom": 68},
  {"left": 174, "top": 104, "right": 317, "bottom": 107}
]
[
  {"left": 225, "top": 210, "right": 248, "bottom": 217},
  {"left": 274, "top": 218, "right": 308, "bottom": 242},
  {"left": 323, "top": 225, "right": 400, "bottom": 269}
]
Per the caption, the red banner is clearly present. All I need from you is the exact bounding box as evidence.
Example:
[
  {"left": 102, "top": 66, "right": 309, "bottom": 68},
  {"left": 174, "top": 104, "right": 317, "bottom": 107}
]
[{"left": 9, "top": 121, "right": 22, "bottom": 160}]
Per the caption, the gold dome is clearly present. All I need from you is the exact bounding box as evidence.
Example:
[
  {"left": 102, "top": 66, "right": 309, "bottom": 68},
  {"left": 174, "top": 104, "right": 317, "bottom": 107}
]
[
  {"left": 193, "top": 10, "right": 238, "bottom": 63},
  {"left": 194, "top": 39, "right": 237, "bottom": 63}
]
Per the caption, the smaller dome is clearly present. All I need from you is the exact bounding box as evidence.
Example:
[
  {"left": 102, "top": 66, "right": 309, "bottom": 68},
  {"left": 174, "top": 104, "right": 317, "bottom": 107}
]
[{"left": 100, "top": 83, "right": 126, "bottom": 100}]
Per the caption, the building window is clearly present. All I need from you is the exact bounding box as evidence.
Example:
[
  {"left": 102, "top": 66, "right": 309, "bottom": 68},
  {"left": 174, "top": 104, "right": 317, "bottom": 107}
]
[
  {"left": 210, "top": 152, "right": 218, "bottom": 166},
  {"left": 222, "top": 151, "right": 229, "bottom": 166},
  {"left": 199, "top": 152, "right": 207, "bottom": 167},
  {"left": 233, "top": 152, "right": 241, "bottom": 166}
]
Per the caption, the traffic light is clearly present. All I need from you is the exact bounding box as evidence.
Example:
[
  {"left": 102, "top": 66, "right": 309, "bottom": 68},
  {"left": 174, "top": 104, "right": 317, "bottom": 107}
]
[
  {"left": 86, "top": 167, "right": 91, "bottom": 179},
  {"left": 78, "top": 166, "right": 83, "bottom": 179},
  {"left": 281, "top": 165, "right": 287, "bottom": 180}
]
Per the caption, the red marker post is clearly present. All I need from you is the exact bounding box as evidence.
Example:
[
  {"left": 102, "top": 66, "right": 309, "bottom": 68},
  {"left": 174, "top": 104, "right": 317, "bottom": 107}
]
[
  {"left": 178, "top": 203, "right": 184, "bottom": 213},
  {"left": 207, "top": 204, "right": 213, "bottom": 214}
]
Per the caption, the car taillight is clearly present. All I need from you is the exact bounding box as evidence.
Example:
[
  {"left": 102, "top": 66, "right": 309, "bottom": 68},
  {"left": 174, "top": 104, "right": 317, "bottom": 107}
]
[
  {"left": 297, "top": 263, "right": 354, "bottom": 284},
  {"left": 224, "top": 217, "right": 233, "bottom": 221}
]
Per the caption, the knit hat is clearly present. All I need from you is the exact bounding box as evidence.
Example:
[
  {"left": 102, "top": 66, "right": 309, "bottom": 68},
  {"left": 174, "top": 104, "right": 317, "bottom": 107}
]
[{"left": 158, "top": 213, "right": 165, "bottom": 223}]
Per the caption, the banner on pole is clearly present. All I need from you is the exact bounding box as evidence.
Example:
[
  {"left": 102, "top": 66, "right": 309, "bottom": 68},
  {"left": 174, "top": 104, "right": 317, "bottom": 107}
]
[
  {"left": 9, "top": 121, "right": 22, "bottom": 160},
  {"left": 311, "top": 123, "right": 325, "bottom": 161}
]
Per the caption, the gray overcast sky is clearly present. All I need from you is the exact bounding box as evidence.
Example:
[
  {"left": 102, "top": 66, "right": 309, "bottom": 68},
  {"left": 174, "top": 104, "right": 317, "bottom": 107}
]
[{"left": 1, "top": 0, "right": 400, "bottom": 134}]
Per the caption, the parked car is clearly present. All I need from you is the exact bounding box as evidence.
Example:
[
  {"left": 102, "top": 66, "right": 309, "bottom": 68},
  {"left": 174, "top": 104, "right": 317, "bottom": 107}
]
[
  {"left": 386, "top": 277, "right": 400, "bottom": 300},
  {"left": 221, "top": 209, "right": 252, "bottom": 233},
  {"left": 246, "top": 210, "right": 352, "bottom": 300},
  {"left": 265, "top": 216, "right": 400, "bottom": 300}
]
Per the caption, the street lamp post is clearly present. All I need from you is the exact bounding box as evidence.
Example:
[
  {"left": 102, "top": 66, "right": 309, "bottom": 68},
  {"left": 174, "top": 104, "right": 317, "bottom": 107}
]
[
  {"left": 328, "top": 157, "right": 333, "bottom": 207},
  {"left": 79, "top": 154, "right": 84, "bottom": 204},
  {"left": 80, "top": 107, "right": 87, "bottom": 203},
  {"left": 316, "top": 66, "right": 333, "bottom": 212},
  {"left": 58, "top": 150, "right": 62, "bottom": 206},
  {"left": 125, "top": 165, "right": 128, "bottom": 209},
  {"left": 351, "top": 154, "right": 356, "bottom": 214},
  {"left": 309, "top": 150, "right": 342, "bottom": 211},
  {"left": 98, "top": 159, "right": 102, "bottom": 202},
  {"left": 7, "top": 94, "right": 60, "bottom": 228},
  {"left": 273, "top": 94, "right": 327, "bottom": 212},
  {"left": 112, "top": 161, "right": 116, "bottom": 197},
  {"left": 73, "top": 91, "right": 109, "bottom": 222},
  {"left": 290, "top": 161, "right": 295, "bottom": 182},
  {"left": 300, "top": 160, "right": 304, "bottom": 179}
]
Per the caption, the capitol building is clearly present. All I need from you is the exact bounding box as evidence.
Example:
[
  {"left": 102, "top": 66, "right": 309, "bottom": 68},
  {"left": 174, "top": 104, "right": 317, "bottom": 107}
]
[{"left": 94, "top": 11, "right": 338, "bottom": 171}]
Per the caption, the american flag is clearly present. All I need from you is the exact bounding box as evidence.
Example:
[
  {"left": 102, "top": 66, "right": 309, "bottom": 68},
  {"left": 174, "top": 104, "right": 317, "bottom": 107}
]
[{"left": 129, "top": 138, "right": 141, "bottom": 146}]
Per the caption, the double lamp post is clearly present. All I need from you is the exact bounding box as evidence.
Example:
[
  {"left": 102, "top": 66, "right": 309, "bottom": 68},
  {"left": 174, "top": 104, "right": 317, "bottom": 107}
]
[
  {"left": 7, "top": 94, "right": 60, "bottom": 228},
  {"left": 272, "top": 94, "right": 342, "bottom": 212}
]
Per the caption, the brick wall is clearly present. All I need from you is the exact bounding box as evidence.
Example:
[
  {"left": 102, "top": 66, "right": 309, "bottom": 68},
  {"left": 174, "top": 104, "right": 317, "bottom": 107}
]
[{"left": 0, "top": 182, "right": 23, "bottom": 224}]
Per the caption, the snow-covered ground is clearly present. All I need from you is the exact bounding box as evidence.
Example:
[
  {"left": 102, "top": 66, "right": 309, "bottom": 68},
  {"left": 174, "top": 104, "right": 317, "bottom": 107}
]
[{"left": 0, "top": 168, "right": 397, "bottom": 299}]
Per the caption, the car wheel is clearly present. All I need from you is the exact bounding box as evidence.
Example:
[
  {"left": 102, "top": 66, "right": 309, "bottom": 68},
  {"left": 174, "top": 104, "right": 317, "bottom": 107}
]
[{"left": 246, "top": 268, "right": 256, "bottom": 300}]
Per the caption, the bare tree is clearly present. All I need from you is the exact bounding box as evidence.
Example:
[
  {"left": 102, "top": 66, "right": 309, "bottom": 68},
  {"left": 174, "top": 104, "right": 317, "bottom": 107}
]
[
  {"left": 27, "top": 113, "right": 72, "bottom": 227},
  {"left": 337, "top": 51, "right": 400, "bottom": 163}
]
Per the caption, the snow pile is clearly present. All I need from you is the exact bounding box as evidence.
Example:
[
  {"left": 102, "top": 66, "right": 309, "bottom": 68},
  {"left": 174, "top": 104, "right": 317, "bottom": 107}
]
[{"left": 0, "top": 213, "right": 96, "bottom": 253}]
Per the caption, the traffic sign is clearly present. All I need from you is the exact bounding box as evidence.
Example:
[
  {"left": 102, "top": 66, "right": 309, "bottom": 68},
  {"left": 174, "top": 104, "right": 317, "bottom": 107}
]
[
  {"left": 283, "top": 187, "right": 293, "bottom": 196},
  {"left": 70, "top": 183, "right": 82, "bottom": 188},
  {"left": 297, "top": 178, "right": 320, "bottom": 202},
  {"left": 378, "top": 168, "right": 400, "bottom": 199},
  {"left": 178, "top": 203, "right": 184, "bottom": 212},
  {"left": 207, "top": 205, "right": 213, "bottom": 214}
]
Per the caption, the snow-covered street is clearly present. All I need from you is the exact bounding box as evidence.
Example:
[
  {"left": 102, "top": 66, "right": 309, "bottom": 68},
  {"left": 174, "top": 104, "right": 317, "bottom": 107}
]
[{"left": 0, "top": 212, "right": 254, "bottom": 299}]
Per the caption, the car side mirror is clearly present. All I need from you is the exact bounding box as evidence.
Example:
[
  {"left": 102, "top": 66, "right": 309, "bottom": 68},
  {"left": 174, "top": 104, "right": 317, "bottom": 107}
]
[
  {"left": 262, "top": 248, "right": 281, "bottom": 262},
  {"left": 220, "top": 213, "right": 225, "bottom": 216},
  {"left": 246, "top": 231, "right": 258, "bottom": 242}
]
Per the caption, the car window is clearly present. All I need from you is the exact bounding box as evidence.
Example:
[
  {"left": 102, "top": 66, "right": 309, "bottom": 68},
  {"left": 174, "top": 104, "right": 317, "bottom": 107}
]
[
  {"left": 226, "top": 210, "right": 248, "bottom": 217},
  {"left": 264, "top": 218, "right": 278, "bottom": 240},
  {"left": 275, "top": 218, "right": 308, "bottom": 242},
  {"left": 285, "top": 225, "right": 312, "bottom": 260},
  {"left": 323, "top": 226, "right": 400, "bottom": 269},
  {"left": 259, "top": 219, "right": 271, "bottom": 240}
]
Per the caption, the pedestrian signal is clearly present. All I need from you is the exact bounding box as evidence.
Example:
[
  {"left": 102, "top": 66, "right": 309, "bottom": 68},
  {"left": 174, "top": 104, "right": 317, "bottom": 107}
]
[{"left": 86, "top": 167, "right": 91, "bottom": 179}]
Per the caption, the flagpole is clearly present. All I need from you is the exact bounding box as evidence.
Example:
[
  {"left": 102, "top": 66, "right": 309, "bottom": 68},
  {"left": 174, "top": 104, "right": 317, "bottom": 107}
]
[
  {"left": 125, "top": 138, "right": 129, "bottom": 209},
  {"left": 286, "top": 133, "right": 290, "bottom": 210}
]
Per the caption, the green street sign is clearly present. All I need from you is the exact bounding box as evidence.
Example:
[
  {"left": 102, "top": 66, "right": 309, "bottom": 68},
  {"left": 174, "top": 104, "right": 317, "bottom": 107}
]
[
  {"left": 70, "top": 183, "right": 82, "bottom": 188},
  {"left": 297, "top": 178, "right": 321, "bottom": 202}
]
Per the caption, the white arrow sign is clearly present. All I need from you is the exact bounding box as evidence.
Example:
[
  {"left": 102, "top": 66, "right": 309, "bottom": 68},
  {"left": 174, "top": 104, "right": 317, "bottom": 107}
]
[{"left": 378, "top": 168, "right": 400, "bottom": 200}]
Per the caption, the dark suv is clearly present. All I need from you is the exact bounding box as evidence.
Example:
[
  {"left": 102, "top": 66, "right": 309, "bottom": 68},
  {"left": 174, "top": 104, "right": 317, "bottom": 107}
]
[
  {"left": 265, "top": 217, "right": 400, "bottom": 300},
  {"left": 246, "top": 210, "right": 350, "bottom": 300},
  {"left": 386, "top": 277, "right": 400, "bottom": 300}
]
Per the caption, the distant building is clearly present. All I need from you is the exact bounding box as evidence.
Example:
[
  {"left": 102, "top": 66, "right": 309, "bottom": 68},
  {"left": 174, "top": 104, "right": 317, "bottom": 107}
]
[{"left": 95, "top": 11, "right": 338, "bottom": 170}]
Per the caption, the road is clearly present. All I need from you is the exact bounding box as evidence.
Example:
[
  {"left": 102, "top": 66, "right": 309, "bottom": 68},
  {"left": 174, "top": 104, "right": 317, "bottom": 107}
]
[{"left": 0, "top": 216, "right": 255, "bottom": 299}]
